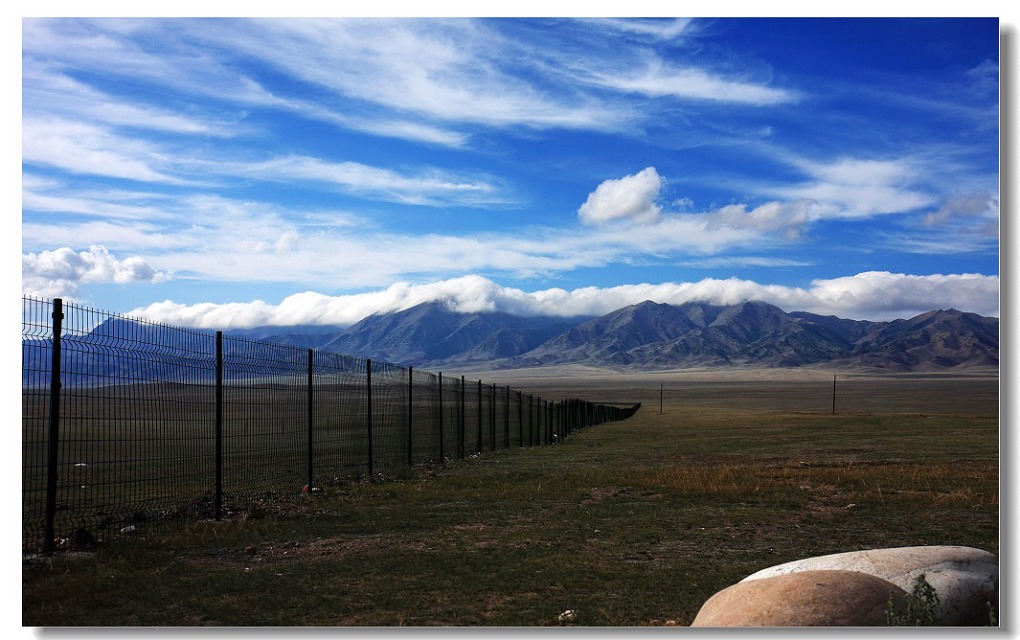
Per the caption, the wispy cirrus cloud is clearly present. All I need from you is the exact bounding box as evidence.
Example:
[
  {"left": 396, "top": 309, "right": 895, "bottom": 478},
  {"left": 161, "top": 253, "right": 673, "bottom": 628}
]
[
  {"left": 772, "top": 156, "right": 936, "bottom": 218},
  {"left": 22, "top": 125, "right": 512, "bottom": 207},
  {"left": 198, "top": 18, "right": 631, "bottom": 132},
  {"left": 207, "top": 155, "right": 509, "bottom": 207},
  {"left": 586, "top": 18, "right": 694, "bottom": 40},
  {"left": 587, "top": 60, "right": 797, "bottom": 105},
  {"left": 22, "top": 59, "right": 235, "bottom": 137},
  {"left": 22, "top": 117, "right": 184, "bottom": 183}
]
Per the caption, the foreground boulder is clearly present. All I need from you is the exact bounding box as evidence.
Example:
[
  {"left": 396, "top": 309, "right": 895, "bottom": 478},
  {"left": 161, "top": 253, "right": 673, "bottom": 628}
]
[
  {"left": 739, "top": 545, "right": 997, "bottom": 626},
  {"left": 691, "top": 570, "right": 907, "bottom": 626}
]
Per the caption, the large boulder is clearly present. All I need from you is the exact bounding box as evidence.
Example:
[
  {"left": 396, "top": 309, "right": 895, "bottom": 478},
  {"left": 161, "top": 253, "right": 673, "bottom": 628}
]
[
  {"left": 691, "top": 570, "right": 907, "bottom": 626},
  {"left": 740, "top": 545, "right": 997, "bottom": 626}
]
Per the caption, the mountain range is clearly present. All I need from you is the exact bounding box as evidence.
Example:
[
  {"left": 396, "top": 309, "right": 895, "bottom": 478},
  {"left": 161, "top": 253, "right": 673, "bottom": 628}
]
[{"left": 235, "top": 300, "right": 999, "bottom": 372}]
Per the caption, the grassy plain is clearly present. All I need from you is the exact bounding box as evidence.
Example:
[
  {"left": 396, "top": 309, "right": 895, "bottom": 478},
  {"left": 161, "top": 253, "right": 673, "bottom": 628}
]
[{"left": 23, "top": 367, "right": 999, "bottom": 627}]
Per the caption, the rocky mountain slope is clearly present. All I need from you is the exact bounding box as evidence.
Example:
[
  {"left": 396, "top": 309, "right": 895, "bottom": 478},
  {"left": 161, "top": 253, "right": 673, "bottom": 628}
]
[
  {"left": 284, "top": 299, "right": 999, "bottom": 372},
  {"left": 25, "top": 301, "right": 997, "bottom": 383}
]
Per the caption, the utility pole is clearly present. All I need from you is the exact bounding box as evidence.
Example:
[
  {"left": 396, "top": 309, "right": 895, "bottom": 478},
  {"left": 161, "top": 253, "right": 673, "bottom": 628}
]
[{"left": 660, "top": 382, "right": 663, "bottom": 415}]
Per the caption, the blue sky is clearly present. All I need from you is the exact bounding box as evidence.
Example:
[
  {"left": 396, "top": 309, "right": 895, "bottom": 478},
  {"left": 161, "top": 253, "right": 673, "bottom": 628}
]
[{"left": 20, "top": 16, "right": 1003, "bottom": 326}]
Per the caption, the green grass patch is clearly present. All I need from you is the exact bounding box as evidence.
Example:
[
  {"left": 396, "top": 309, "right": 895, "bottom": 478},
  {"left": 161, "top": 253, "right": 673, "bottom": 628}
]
[{"left": 23, "top": 374, "right": 999, "bottom": 627}]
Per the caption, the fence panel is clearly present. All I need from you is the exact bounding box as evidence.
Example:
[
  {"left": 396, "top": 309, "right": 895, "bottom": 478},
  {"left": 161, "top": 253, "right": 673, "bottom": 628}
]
[
  {"left": 22, "top": 298, "right": 219, "bottom": 551},
  {"left": 312, "top": 353, "right": 369, "bottom": 484},
  {"left": 220, "top": 337, "right": 308, "bottom": 508},
  {"left": 370, "top": 360, "right": 409, "bottom": 479},
  {"left": 409, "top": 369, "right": 441, "bottom": 465}
]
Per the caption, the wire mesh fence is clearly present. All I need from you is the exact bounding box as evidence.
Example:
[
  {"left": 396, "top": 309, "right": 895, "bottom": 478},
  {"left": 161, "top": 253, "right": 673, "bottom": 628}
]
[{"left": 22, "top": 296, "right": 640, "bottom": 554}]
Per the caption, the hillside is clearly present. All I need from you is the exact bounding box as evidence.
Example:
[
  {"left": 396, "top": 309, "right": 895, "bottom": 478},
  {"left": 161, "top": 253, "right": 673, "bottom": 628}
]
[
  {"left": 503, "top": 301, "right": 997, "bottom": 372},
  {"left": 24, "top": 301, "right": 998, "bottom": 383},
  {"left": 317, "top": 301, "right": 583, "bottom": 367}
]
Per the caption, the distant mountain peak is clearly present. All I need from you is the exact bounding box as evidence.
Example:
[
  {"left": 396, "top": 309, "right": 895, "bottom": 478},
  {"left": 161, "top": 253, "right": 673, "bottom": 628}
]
[{"left": 133, "top": 299, "right": 1000, "bottom": 373}]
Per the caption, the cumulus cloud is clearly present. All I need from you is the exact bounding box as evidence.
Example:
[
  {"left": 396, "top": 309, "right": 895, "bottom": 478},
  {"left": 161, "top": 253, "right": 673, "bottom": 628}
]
[
  {"left": 127, "top": 271, "right": 999, "bottom": 329},
  {"left": 23, "top": 245, "right": 169, "bottom": 300},
  {"left": 578, "top": 167, "right": 663, "bottom": 225}
]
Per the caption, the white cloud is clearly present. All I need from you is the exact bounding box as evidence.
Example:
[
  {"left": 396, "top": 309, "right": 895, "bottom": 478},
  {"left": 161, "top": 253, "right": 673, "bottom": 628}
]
[
  {"left": 23, "top": 19, "right": 478, "bottom": 149},
  {"left": 127, "top": 271, "right": 999, "bottom": 329},
  {"left": 586, "top": 18, "right": 693, "bottom": 40},
  {"left": 923, "top": 191, "right": 999, "bottom": 228},
  {"left": 210, "top": 19, "right": 627, "bottom": 132},
  {"left": 707, "top": 200, "right": 820, "bottom": 239},
  {"left": 22, "top": 59, "right": 231, "bottom": 136},
  {"left": 212, "top": 155, "right": 506, "bottom": 207},
  {"left": 805, "top": 272, "right": 999, "bottom": 319},
  {"left": 774, "top": 157, "right": 936, "bottom": 218},
  {"left": 22, "top": 246, "right": 169, "bottom": 300},
  {"left": 578, "top": 167, "right": 663, "bottom": 225},
  {"left": 22, "top": 117, "right": 181, "bottom": 183},
  {"left": 20, "top": 179, "right": 795, "bottom": 296},
  {"left": 678, "top": 256, "right": 813, "bottom": 269},
  {"left": 592, "top": 62, "right": 797, "bottom": 105},
  {"left": 965, "top": 59, "right": 998, "bottom": 95}
]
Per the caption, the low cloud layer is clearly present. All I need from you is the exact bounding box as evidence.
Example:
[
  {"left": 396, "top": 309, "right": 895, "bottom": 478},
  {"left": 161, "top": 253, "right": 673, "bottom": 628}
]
[{"left": 127, "top": 271, "right": 999, "bottom": 330}]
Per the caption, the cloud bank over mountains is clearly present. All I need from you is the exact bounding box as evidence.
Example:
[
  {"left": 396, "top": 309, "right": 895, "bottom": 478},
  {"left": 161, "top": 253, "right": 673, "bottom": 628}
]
[
  {"left": 126, "top": 271, "right": 999, "bottom": 330},
  {"left": 21, "top": 19, "right": 999, "bottom": 328}
]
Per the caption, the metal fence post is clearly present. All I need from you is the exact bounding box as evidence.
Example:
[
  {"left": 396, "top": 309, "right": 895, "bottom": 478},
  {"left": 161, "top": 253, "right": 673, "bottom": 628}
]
[
  {"left": 407, "top": 366, "right": 414, "bottom": 468},
  {"left": 544, "top": 399, "right": 550, "bottom": 445},
  {"left": 536, "top": 397, "right": 542, "bottom": 445},
  {"left": 532, "top": 395, "right": 537, "bottom": 446},
  {"left": 518, "top": 390, "right": 523, "bottom": 447},
  {"left": 476, "top": 379, "right": 483, "bottom": 453},
  {"left": 215, "top": 331, "right": 223, "bottom": 521},
  {"left": 43, "top": 298, "right": 64, "bottom": 554},
  {"left": 366, "top": 359, "right": 373, "bottom": 478},
  {"left": 504, "top": 385, "right": 510, "bottom": 449},
  {"left": 307, "top": 349, "right": 314, "bottom": 492},
  {"left": 438, "top": 372, "right": 444, "bottom": 464},
  {"left": 459, "top": 376, "right": 465, "bottom": 460}
]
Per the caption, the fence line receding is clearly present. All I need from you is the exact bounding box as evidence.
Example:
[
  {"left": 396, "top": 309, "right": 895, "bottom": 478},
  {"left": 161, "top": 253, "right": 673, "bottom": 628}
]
[{"left": 22, "top": 297, "right": 640, "bottom": 554}]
